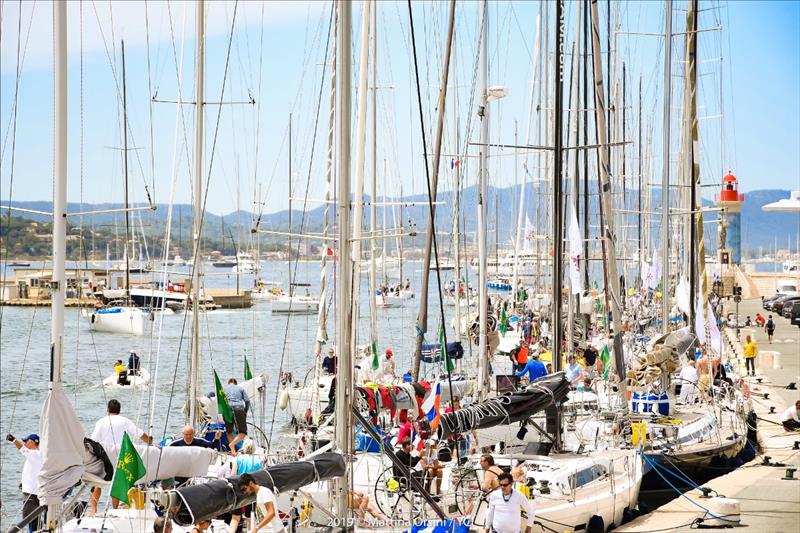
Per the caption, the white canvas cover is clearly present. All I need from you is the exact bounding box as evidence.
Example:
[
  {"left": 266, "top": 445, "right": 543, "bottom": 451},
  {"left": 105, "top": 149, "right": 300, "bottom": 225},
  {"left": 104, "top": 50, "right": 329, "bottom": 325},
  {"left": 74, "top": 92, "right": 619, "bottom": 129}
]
[
  {"left": 37, "top": 383, "right": 88, "bottom": 504},
  {"left": 100, "top": 443, "right": 215, "bottom": 483}
]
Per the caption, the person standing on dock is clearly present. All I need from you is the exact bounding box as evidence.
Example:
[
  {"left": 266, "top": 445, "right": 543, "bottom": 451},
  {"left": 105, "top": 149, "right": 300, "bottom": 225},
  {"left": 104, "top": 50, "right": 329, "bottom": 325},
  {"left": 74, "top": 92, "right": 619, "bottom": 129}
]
[
  {"left": 781, "top": 400, "right": 800, "bottom": 432},
  {"left": 743, "top": 335, "right": 758, "bottom": 376},
  {"left": 766, "top": 315, "right": 776, "bottom": 344},
  {"left": 6, "top": 433, "right": 43, "bottom": 532}
]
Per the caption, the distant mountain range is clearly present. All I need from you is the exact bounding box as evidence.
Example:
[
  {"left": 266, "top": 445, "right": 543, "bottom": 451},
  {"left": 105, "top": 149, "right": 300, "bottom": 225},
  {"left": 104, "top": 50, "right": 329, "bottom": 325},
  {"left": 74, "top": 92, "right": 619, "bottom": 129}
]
[{"left": 4, "top": 188, "right": 797, "bottom": 254}]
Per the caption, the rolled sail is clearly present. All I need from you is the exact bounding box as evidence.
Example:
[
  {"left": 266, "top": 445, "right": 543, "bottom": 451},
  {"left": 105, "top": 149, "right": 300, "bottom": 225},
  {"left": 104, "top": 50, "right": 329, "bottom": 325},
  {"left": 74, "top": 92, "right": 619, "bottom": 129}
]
[
  {"left": 168, "top": 452, "right": 345, "bottom": 526},
  {"left": 437, "top": 373, "right": 570, "bottom": 439}
]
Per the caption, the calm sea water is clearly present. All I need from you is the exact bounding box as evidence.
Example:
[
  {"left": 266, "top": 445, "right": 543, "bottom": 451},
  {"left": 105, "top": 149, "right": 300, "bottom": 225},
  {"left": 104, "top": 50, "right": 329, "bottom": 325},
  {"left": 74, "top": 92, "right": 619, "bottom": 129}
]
[{"left": 0, "top": 259, "right": 475, "bottom": 527}]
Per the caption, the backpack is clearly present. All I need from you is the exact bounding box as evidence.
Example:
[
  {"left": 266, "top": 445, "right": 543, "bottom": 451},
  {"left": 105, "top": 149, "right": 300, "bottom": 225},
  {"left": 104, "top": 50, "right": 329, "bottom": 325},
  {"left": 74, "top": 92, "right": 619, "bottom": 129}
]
[{"left": 767, "top": 319, "right": 775, "bottom": 330}]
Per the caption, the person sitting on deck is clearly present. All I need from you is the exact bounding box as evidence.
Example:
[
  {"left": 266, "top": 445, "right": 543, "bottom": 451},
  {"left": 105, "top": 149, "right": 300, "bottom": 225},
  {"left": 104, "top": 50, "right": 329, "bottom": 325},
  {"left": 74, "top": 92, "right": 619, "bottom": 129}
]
[
  {"left": 782, "top": 400, "right": 800, "bottom": 432},
  {"left": 127, "top": 351, "right": 140, "bottom": 375}
]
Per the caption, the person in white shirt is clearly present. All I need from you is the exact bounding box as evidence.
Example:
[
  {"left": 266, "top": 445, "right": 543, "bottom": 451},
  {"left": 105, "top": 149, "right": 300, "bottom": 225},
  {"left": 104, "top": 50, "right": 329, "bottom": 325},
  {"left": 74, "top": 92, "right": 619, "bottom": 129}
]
[
  {"left": 781, "top": 400, "right": 800, "bottom": 432},
  {"left": 89, "top": 399, "right": 153, "bottom": 515},
  {"left": 6, "top": 433, "right": 43, "bottom": 532},
  {"left": 678, "top": 358, "right": 698, "bottom": 404},
  {"left": 238, "top": 473, "right": 286, "bottom": 533},
  {"left": 485, "top": 472, "right": 534, "bottom": 533}
]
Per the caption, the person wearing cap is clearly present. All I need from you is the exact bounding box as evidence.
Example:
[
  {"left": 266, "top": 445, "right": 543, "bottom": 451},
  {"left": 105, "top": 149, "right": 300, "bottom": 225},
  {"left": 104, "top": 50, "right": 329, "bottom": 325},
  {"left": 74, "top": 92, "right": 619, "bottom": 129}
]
[
  {"left": 322, "top": 347, "right": 337, "bottom": 375},
  {"left": 6, "top": 432, "right": 43, "bottom": 532},
  {"left": 515, "top": 351, "right": 547, "bottom": 383},
  {"left": 381, "top": 349, "right": 397, "bottom": 382}
]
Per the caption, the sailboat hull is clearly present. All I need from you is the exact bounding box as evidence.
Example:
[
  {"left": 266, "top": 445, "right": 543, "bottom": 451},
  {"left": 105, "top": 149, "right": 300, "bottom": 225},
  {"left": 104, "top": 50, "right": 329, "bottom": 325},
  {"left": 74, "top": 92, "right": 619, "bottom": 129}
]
[{"left": 84, "top": 306, "right": 147, "bottom": 335}]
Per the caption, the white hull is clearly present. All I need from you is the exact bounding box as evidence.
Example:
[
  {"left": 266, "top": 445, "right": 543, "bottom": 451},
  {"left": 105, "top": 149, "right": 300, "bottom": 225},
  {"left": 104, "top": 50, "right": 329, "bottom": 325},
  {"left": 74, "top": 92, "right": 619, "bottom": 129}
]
[
  {"left": 84, "top": 306, "right": 147, "bottom": 335},
  {"left": 271, "top": 295, "right": 319, "bottom": 314},
  {"left": 102, "top": 368, "right": 151, "bottom": 390}
]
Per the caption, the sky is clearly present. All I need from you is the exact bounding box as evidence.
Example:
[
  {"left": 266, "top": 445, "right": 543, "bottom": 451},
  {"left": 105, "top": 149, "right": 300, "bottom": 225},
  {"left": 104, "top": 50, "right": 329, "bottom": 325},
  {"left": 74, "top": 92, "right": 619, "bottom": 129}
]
[{"left": 0, "top": 0, "right": 798, "bottom": 218}]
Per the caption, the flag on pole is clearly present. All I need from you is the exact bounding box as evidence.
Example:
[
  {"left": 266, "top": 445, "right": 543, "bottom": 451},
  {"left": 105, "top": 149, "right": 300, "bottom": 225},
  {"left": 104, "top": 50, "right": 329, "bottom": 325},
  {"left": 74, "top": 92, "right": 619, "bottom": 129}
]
[
  {"left": 694, "top": 293, "right": 707, "bottom": 344},
  {"left": 707, "top": 302, "right": 721, "bottom": 350},
  {"left": 523, "top": 214, "right": 535, "bottom": 252},
  {"left": 440, "top": 323, "right": 454, "bottom": 373},
  {"left": 600, "top": 345, "right": 611, "bottom": 380},
  {"left": 371, "top": 341, "right": 380, "bottom": 370},
  {"left": 422, "top": 383, "right": 442, "bottom": 430},
  {"left": 568, "top": 202, "right": 583, "bottom": 294},
  {"left": 244, "top": 357, "right": 253, "bottom": 381},
  {"left": 214, "top": 370, "right": 234, "bottom": 424},
  {"left": 110, "top": 433, "right": 146, "bottom": 505},
  {"left": 499, "top": 307, "right": 509, "bottom": 336}
]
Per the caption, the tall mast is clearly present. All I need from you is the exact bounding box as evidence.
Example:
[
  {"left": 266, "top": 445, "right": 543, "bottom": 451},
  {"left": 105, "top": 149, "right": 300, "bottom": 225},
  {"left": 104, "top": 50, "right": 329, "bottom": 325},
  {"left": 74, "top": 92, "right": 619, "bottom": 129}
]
[
  {"left": 476, "top": 0, "right": 490, "bottom": 395},
  {"left": 51, "top": 0, "right": 67, "bottom": 387},
  {"left": 582, "top": 0, "right": 590, "bottom": 289},
  {"left": 638, "top": 76, "right": 643, "bottom": 287},
  {"left": 661, "top": 0, "right": 672, "bottom": 333},
  {"left": 288, "top": 113, "right": 292, "bottom": 291},
  {"left": 334, "top": 0, "right": 353, "bottom": 520},
  {"left": 410, "top": 0, "right": 456, "bottom": 380},
  {"left": 551, "top": 0, "right": 564, "bottom": 375},
  {"left": 369, "top": 0, "right": 378, "bottom": 366},
  {"left": 589, "top": 0, "right": 628, "bottom": 406},
  {"left": 189, "top": 0, "right": 205, "bottom": 427},
  {"left": 349, "top": 0, "right": 371, "bottom": 362},
  {"left": 122, "top": 41, "right": 131, "bottom": 296}
]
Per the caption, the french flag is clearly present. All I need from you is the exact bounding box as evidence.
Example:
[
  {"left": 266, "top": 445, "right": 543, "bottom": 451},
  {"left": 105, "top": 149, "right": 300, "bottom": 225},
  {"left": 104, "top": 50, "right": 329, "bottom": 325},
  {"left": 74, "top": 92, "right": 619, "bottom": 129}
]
[{"left": 421, "top": 383, "right": 441, "bottom": 430}]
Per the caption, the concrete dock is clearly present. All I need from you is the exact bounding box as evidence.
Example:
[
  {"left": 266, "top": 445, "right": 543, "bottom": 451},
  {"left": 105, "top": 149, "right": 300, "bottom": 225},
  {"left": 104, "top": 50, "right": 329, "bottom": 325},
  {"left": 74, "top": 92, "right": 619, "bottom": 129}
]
[{"left": 618, "top": 298, "right": 800, "bottom": 532}]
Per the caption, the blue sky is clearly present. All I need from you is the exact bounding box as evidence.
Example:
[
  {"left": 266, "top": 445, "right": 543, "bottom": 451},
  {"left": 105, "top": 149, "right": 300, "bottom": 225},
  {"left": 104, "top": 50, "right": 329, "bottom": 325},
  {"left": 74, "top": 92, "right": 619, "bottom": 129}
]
[{"left": 0, "top": 0, "right": 798, "bottom": 217}]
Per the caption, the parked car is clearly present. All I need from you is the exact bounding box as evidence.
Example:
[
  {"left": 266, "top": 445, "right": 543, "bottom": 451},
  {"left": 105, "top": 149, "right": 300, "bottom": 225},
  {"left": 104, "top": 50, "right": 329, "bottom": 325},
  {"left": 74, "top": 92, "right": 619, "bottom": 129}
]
[
  {"left": 774, "top": 296, "right": 800, "bottom": 314},
  {"left": 763, "top": 293, "right": 783, "bottom": 310},
  {"left": 782, "top": 299, "right": 800, "bottom": 318},
  {"left": 791, "top": 304, "right": 800, "bottom": 328},
  {"left": 766, "top": 294, "right": 793, "bottom": 311}
]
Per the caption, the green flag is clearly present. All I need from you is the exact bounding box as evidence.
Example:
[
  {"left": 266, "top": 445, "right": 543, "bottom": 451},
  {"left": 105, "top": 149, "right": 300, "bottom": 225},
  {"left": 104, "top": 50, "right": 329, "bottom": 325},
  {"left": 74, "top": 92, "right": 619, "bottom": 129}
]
[
  {"left": 499, "top": 307, "right": 509, "bottom": 336},
  {"left": 371, "top": 340, "right": 380, "bottom": 370},
  {"left": 214, "top": 370, "right": 234, "bottom": 424},
  {"left": 600, "top": 345, "right": 611, "bottom": 381},
  {"left": 440, "top": 323, "right": 454, "bottom": 373},
  {"left": 244, "top": 357, "right": 253, "bottom": 381},
  {"left": 110, "top": 433, "right": 147, "bottom": 505}
]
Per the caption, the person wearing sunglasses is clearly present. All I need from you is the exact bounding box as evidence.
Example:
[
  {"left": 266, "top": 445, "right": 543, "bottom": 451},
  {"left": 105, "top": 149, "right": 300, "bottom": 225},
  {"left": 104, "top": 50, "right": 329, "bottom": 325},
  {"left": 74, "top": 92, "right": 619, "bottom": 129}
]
[{"left": 485, "top": 472, "right": 534, "bottom": 533}]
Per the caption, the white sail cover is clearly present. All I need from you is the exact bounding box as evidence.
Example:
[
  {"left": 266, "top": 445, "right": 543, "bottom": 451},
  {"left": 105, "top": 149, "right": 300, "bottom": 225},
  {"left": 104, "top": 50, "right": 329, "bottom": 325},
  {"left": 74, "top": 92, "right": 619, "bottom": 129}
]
[
  {"left": 101, "top": 443, "right": 215, "bottom": 483},
  {"left": 38, "top": 383, "right": 87, "bottom": 504}
]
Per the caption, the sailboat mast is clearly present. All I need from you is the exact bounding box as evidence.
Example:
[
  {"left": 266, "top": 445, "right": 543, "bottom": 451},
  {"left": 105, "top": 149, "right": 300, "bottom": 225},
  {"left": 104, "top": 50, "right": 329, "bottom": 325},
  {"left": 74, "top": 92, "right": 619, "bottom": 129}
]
[
  {"left": 334, "top": 0, "right": 353, "bottom": 519},
  {"left": 288, "top": 113, "right": 292, "bottom": 292},
  {"left": 551, "top": 0, "right": 564, "bottom": 376},
  {"left": 476, "top": 0, "right": 489, "bottom": 396},
  {"left": 122, "top": 40, "right": 131, "bottom": 295},
  {"left": 369, "top": 0, "right": 378, "bottom": 363},
  {"left": 661, "top": 0, "right": 672, "bottom": 333},
  {"left": 51, "top": 0, "right": 67, "bottom": 386},
  {"left": 189, "top": 0, "right": 205, "bottom": 428}
]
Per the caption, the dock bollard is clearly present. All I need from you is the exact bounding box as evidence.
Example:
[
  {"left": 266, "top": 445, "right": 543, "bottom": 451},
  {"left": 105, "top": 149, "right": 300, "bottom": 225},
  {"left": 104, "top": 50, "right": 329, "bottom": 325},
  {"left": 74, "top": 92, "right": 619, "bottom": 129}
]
[
  {"left": 769, "top": 406, "right": 776, "bottom": 414},
  {"left": 782, "top": 468, "right": 797, "bottom": 481}
]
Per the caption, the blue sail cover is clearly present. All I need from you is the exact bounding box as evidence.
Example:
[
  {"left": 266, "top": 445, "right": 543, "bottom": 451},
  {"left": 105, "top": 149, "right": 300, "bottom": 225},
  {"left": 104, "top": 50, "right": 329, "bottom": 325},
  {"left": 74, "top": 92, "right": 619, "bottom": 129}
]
[{"left": 421, "top": 342, "right": 464, "bottom": 363}]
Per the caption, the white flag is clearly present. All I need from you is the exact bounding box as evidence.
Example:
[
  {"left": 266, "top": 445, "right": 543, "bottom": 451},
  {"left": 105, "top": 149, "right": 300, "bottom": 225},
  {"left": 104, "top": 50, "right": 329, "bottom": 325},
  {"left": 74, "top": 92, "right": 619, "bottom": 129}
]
[
  {"left": 522, "top": 213, "right": 534, "bottom": 252},
  {"left": 695, "top": 292, "right": 706, "bottom": 344},
  {"left": 707, "top": 301, "right": 721, "bottom": 351},
  {"left": 646, "top": 253, "right": 661, "bottom": 290},
  {"left": 568, "top": 202, "right": 583, "bottom": 294}
]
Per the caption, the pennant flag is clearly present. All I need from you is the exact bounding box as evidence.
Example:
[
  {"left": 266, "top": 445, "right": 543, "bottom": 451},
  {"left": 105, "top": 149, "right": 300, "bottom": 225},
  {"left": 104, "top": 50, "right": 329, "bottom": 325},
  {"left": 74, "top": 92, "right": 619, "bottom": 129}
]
[
  {"left": 371, "top": 341, "right": 380, "bottom": 370},
  {"left": 422, "top": 383, "right": 442, "bottom": 430},
  {"left": 499, "top": 307, "right": 509, "bottom": 336},
  {"left": 110, "top": 433, "right": 147, "bottom": 505},
  {"left": 600, "top": 345, "right": 611, "bottom": 381},
  {"left": 244, "top": 357, "right": 253, "bottom": 381},
  {"left": 412, "top": 434, "right": 425, "bottom": 453},
  {"left": 440, "top": 323, "right": 454, "bottom": 373},
  {"left": 568, "top": 202, "right": 583, "bottom": 295},
  {"left": 694, "top": 293, "right": 707, "bottom": 344},
  {"left": 214, "top": 370, "right": 234, "bottom": 424},
  {"left": 707, "top": 302, "right": 721, "bottom": 350}
]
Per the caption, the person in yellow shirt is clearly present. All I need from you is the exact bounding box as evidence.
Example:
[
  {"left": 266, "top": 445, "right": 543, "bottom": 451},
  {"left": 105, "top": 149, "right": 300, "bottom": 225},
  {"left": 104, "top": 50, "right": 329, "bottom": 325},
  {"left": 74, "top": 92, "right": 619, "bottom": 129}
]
[
  {"left": 113, "top": 360, "right": 126, "bottom": 376},
  {"left": 743, "top": 335, "right": 758, "bottom": 377}
]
